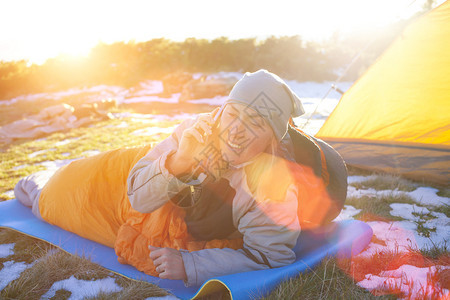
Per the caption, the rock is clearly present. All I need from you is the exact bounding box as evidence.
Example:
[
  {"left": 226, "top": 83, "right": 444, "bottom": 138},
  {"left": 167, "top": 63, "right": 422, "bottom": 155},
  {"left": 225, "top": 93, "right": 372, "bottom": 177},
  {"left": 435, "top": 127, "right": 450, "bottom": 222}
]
[
  {"left": 97, "top": 98, "right": 118, "bottom": 111},
  {"left": 179, "top": 76, "right": 238, "bottom": 102},
  {"left": 162, "top": 72, "right": 193, "bottom": 94}
]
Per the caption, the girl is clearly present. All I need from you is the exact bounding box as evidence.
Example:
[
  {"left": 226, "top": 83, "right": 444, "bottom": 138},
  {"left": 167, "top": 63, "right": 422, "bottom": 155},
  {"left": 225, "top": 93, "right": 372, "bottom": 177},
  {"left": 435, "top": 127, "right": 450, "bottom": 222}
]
[{"left": 15, "top": 69, "right": 347, "bottom": 286}]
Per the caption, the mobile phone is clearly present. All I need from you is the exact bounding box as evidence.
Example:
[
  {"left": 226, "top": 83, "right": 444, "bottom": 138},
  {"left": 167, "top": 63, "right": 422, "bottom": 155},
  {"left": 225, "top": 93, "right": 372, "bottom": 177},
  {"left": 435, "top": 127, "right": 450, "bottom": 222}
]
[
  {"left": 195, "top": 105, "right": 223, "bottom": 137},
  {"left": 212, "top": 104, "right": 225, "bottom": 132},
  {"left": 192, "top": 104, "right": 225, "bottom": 183}
]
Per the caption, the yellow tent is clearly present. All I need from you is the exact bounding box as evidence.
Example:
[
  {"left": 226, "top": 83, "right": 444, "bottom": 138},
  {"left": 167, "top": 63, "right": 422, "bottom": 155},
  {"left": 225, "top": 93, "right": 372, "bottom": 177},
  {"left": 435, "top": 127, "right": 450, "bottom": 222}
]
[{"left": 316, "top": 1, "right": 450, "bottom": 185}]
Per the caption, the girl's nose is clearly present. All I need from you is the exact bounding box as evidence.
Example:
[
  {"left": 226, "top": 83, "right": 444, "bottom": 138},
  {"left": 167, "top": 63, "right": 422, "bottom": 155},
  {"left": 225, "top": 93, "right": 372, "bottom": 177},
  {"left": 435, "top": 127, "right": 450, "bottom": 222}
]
[{"left": 229, "top": 121, "right": 246, "bottom": 141}]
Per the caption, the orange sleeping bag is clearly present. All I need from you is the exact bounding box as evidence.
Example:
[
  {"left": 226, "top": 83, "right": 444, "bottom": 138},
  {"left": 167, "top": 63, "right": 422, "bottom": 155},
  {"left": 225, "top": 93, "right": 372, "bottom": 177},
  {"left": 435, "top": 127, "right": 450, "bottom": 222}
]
[
  {"left": 38, "top": 126, "right": 346, "bottom": 276},
  {"left": 38, "top": 146, "right": 242, "bottom": 276}
]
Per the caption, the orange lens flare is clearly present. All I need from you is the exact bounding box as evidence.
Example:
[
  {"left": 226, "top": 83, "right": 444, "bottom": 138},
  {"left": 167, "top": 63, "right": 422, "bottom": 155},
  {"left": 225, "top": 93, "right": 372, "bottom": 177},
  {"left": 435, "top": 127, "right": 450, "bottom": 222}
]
[{"left": 243, "top": 152, "right": 341, "bottom": 232}]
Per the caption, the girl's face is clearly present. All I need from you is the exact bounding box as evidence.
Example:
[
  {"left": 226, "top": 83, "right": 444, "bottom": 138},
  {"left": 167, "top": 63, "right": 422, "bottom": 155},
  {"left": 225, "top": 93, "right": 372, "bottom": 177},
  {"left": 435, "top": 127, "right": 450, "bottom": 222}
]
[{"left": 218, "top": 103, "right": 275, "bottom": 165}]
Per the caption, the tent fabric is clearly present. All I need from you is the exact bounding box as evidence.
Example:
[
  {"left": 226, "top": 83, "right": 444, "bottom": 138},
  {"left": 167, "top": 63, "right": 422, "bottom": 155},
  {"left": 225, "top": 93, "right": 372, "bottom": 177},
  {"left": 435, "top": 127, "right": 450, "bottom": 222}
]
[
  {"left": 316, "top": 1, "right": 450, "bottom": 185},
  {"left": 320, "top": 141, "right": 450, "bottom": 185},
  {"left": 0, "top": 199, "right": 373, "bottom": 299}
]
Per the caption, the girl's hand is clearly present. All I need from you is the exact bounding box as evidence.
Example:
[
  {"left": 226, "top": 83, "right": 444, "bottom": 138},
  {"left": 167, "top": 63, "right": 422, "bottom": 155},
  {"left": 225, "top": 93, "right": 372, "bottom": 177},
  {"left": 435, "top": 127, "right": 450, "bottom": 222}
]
[
  {"left": 149, "top": 246, "right": 187, "bottom": 281},
  {"left": 167, "top": 107, "right": 220, "bottom": 177}
]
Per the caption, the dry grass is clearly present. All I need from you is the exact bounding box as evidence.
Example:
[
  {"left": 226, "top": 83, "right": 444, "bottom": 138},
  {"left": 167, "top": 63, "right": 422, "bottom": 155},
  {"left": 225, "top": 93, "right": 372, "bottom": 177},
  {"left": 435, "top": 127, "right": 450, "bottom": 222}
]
[
  {"left": 437, "top": 188, "right": 450, "bottom": 198},
  {"left": 0, "top": 99, "right": 448, "bottom": 299},
  {"left": 0, "top": 109, "right": 178, "bottom": 200},
  {"left": 336, "top": 244, "right": 450, "bottom": 299},
  {"left": 433, "top": 204, "right": 450, "bottom": 218},
  {"left": 1, "top": 245, "right": 168, "bottom": 299},
  {"left": 0, "top": 229, "right": 53, "bottom": 267},
  {"left": 349, "top": 174, "right": 417, "bottom": 192},
  {"left": 346, "top": 165, "right": 374, "bottom": 177},
  {"left": 88, "top": 281, "right": 170, "bottom": 300},
  {"left": 2, "top": 249, "right": 108, "bottom": 299},
  {"left": 0, "top": 241, "right": 170, "bottom": 299},
  {"left": 261, "top": 257, "right": 395, "bottom": 300},
  {"left": 345, "top": 193, "right": 416, "bottom": 221},
  {"left": 0, "top": 103, "right": 181, "bottom": 299}
]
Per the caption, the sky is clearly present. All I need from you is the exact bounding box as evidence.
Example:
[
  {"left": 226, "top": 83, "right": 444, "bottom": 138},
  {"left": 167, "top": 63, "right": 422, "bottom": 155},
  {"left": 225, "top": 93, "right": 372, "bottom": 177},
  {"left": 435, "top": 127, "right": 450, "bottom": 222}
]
[{"left": 0, "top": 0, "right": 446, "bottom": 64}]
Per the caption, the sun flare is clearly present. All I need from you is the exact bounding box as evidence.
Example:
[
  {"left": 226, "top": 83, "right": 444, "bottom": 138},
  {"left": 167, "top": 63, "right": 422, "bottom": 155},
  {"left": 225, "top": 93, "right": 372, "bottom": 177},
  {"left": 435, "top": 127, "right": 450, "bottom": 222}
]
[{"left": 0, "top": 0, "right": 445, "bottom": 64}]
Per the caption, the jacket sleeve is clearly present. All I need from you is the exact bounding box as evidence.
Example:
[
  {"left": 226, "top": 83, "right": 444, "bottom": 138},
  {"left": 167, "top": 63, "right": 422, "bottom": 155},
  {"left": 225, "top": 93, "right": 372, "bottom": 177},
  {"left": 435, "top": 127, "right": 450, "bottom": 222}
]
[
  {"left": 180, "top": 184, "right": 301, "bottom": 286},
  {"left": 127, "top": 118, "right": 196, "bottom": 213}
]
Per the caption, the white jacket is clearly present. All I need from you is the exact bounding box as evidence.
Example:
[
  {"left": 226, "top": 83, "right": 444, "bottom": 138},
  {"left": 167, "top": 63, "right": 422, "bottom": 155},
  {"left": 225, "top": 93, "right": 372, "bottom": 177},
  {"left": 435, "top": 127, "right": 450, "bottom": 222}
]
[{"left": 127, "top": 117, "right": 301, "bottom": 286}]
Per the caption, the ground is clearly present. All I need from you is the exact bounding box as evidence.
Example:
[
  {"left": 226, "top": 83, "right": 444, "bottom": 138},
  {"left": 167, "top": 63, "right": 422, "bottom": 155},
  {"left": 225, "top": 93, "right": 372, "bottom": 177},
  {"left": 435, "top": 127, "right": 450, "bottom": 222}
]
[{"left": 0, "top": 74, "right": 448, "bottom": 299}]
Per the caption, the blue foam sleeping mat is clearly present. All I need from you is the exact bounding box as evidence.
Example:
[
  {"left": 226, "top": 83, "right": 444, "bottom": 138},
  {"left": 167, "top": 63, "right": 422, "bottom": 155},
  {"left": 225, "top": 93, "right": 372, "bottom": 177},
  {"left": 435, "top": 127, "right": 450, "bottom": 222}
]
[{"left": 0, "top": 199, "right": 373, "bottom": 299}]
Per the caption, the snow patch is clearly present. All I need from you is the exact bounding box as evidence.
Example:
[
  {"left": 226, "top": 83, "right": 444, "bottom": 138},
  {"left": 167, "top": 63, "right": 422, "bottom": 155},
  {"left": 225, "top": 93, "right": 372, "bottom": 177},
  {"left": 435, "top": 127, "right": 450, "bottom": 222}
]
[
  {"left": 347, "top": 175, "right": 375, "bottom": 184},
  {"left": 12, "top": 164, "right": 28, "bottom": 170},
  {"left": 187, "top": 95, "right": 228, "bottom": 106},
  {"left": 113, "top": 121, "right": 130, "bottom": 128},
  {"left": 128, "top": 118, "right": 154, "bottom": 124},
  {"left": 41, "top": 276, "right": 122, "bottom": 299},
  {"left": 390, "top": 203, "right": 430, "bottom": 221},
  {"left": 55, "top": 138, "right": 80, "bottom": 147},
  {"left": 0, "top": 243, "right": 15, "bottom": 258},
  {"left": 114, "top": 112, "right": 196, "bottom": 122},
  {"left": 357, "top": 265, "right": 449, "bottom": 300},
  {"left": 333, "top": 205, "right": 361, "bottom": 221},
  {"left": 113, "top": 112, "right": 155, "bottom": 119},
  {"left": 28, "top": 148, "right": 56, "bottom": 159},
  {"left": 1, "top": 190, "right": 15, "bottom": 199},
  {"left": 288, "top": 81, "right": 352, "bottom": 135},
  {"left": 81, "top": 150, "right": 101, "bottom": 157},
  {"left": 134, "top": 80, "right": 164, "bottom": 95},
  {"left": 37, "top": 158, "right": 80, "bottom": 171},
  {"left": 0, "top": 84, "right": 127, "bottom": 106},
  {"left": 408, "top": 187, "right": 448, "bottom": 207},
  {"left": 285, "top": 80, "right": 352, "bottom": 100},
  {"left": 390, "top": 203, "right": 450, "bottom": 249},
  {"left": 145, "top": 296, "right": 179, "bottom": 300},
  {"left": 131, "top": 126, "right": 177, "bottom": 136},
  {"left": 357, "top": 221, "right": 417, "bottom": 257},
  {"left": 346, "top": 185, "right": 406, "bottom": 199},
  {"left": 122, "top": 93, "right": 179, "bottom": 104},
  {"left": 0, "top": 261, "right": 33, "bottom": 290},
  {"left": 148, "top": 113, "right": 196, "bottom": 121},
  {"left": 205, "top": 71, "right": 243, "bottom": 81}
]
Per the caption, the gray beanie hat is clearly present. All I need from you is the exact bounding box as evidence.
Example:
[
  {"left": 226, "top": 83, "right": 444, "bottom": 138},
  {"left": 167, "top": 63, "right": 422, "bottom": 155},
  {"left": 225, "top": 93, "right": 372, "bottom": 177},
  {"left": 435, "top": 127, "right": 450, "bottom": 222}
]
[{"left": 226, "top": 69, "right": 305, "bottom": 140}]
